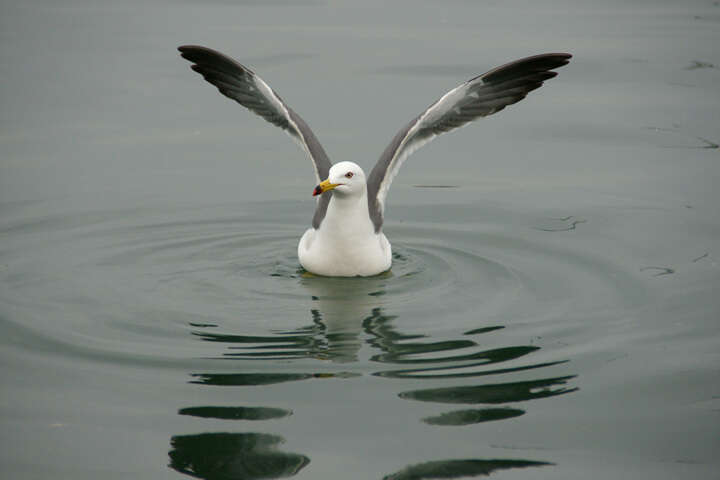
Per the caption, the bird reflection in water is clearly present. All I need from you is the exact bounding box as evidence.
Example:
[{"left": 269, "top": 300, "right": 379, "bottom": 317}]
[
  {"left": 172, "top": 272, "right": 577, "bottom": 479},
  {"left": 169, "top": 432, "right": 309, "bottom": 480}
]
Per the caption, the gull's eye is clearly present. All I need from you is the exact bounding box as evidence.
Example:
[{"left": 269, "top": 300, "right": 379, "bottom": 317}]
[{"left": 345, "top": 172, "right": 354, "bottom": 179}]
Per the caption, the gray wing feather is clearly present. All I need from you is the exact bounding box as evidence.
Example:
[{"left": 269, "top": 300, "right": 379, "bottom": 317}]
[
  {"left": 367, "top": 53, "right": 572, "bottom": 232},
  {"left": 178, "top": 45, "right": 334, "bottom": 227}
]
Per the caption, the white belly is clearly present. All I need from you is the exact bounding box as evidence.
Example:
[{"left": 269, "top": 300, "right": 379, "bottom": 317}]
[{"left": 298, "top": 227, "right": 392, "bottom": 277}]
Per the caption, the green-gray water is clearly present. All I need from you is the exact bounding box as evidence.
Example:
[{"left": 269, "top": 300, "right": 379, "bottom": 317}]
[{"left": 1, "top": 0, "right": 719, "bottom": 479}]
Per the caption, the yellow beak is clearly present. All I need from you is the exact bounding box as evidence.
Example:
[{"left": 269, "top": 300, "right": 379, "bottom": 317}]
[{"left": 313, "top": 179, "right": 340, "bottom": 196}]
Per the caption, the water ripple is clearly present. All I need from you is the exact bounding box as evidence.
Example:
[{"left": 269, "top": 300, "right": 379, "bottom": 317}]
[{"left": 0, "top": 202, "right": 651, "bottom": 479}]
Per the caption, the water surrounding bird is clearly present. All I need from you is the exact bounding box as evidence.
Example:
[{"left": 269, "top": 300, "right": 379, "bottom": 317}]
[{"left": 178, "top": 46, "right": 571, "bottom": 277}]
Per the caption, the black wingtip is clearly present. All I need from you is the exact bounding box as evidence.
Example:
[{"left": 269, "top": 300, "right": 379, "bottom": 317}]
[
  {"left": 178, "top": 45, "right": 200, "bottom": 57},
  {"left": 177, "top": 45, "right": 203, "bottom": 63},
  {"left": 178, "top": 44, "right": 204, "bottom": 53},
  {"left": 478, "top": 52, "right": 572, "bottom": 84}
]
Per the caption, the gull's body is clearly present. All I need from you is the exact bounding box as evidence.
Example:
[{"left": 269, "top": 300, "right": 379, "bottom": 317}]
[
  {"left": 178, "top": 46, "right": 571, "bottom": 276},
  {"left": 298, "top": 161, "right": 392, "bottom": 277}
]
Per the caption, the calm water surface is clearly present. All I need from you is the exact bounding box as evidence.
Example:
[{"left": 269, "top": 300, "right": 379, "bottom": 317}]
[{"left": 1, "top": 0, "right": 719, "bottom": 479}]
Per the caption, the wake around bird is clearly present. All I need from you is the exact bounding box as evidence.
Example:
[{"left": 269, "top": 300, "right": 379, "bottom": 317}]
[{"left": 178, "top": 46, "right": 571, "bottom": 277}]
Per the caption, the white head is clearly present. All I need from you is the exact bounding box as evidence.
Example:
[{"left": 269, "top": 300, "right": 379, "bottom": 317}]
[{"left": 312, "top": 161, "right": 367, "bottom": 198}]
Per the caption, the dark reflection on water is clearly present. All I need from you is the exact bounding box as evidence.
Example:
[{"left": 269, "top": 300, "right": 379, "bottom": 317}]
[
  {"left": 179, "top": 406, "right": 292, "bottom": 421},
  {"left": 375, "top": 358, "right": 567, "bottom": 380},
  {"left": 363, "top": 307, "right": 568, "bottom": 380},
  {"left": 190, "top": 372, "right": 313, "bottom": 386},
  {"left": 422, "top": 408, "right": 525, "bottom": 426},
  {"left": 172, "top": 272, "right": 577, "bottom": 478},
  {"left": 399, "top": 376, "right": 578, "bottom": 404},
  {"left": 190, "top": 371, "right": 360, "bottom": 386},
  {"left": 382, "top": 458, "right": 553, "bottom": 480},
  {"left": 464, "top": 326, "right": 505, "bottom": 335},
  {"left": 168, "top": 433, "right": 309, "bottom": 480}
]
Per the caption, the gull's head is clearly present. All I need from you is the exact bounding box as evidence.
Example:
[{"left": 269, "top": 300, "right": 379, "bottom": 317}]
[{"left": 313, "top": 161, "right": 366, "bottom": 197}]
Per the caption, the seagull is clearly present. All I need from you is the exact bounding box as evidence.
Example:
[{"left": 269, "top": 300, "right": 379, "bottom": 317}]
[{"left": 178, "top": 46, "right": 571, "bottom": 277}]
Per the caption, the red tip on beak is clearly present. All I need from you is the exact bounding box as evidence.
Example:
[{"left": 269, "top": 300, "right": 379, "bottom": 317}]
[{"left": 312, "top": 185, "right": 323, "bottom": 196}]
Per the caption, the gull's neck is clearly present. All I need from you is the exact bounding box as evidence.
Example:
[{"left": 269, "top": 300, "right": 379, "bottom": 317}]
[{"left": 320, "top": 188, "right": 375, "bottom": 237}]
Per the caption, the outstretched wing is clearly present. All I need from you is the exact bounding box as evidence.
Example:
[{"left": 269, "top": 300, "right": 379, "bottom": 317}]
[
  {"left": 178, "top": 45, "right": 334, "bottom": 228},
  {"left": 366, "top": 53, "right": 572, "bottom": 232}
]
